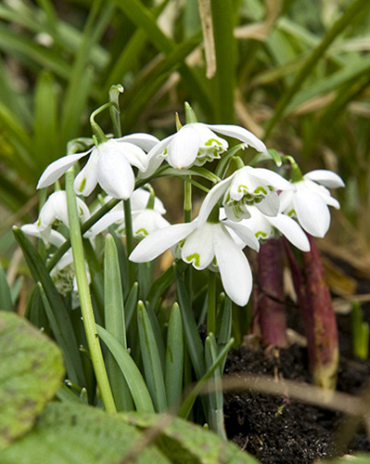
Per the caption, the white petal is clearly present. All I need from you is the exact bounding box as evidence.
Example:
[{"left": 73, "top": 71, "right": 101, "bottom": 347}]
[
  {"left": 249, "top": 167, "right": 293, "bottom": 191},
  {"left": 255, "top": 192, "right": 280, "bottom": 216},
  {"left": 278, "top": 189, "right": 294, "bottom": 214},
  {"left": 117, "top": 142, "right": 149, "bottom": 172},
  {"left": 181, "top": 223, "right": 215, "bottom": 270},
  {"left": 117, "top": 133, "right": 159, "bottom": 152},
  {"left": 76, "top": 197, "right": 90, "bottom": 222},
  {"left": 205, "top": 124, "right": 266, "bottom": 153},
  {"left": 304, "top": 170, "right": 345, "bottom": 188},
  {"left": 197, "top": 178, "right": 230, "bottom": 227},
  {"left": 84, "top": 210, "right": 123, "bottom": 238},
  {"left": 268, "top": 214, "right": 310, "bottom": 251},
  {"left": 224, "top": 220, "right": 260, "bottom": 251},
  {"left": 38, "top": 191, "right": 68, "bottom": 230},
  {"left": 129, "top": 222, "right": 195, "bottom": 263},
  {"left": 214, "top": 226, "right": 253, "bottom": 306},
  {"left": 97, "top": 150, "right": 135, "bottom": 199},
  {"left": 130, "top": 188, "right": 166, "bottom": 215},
  {"left": 37, "top": 150, "right": 91, "bottom": 189},
  {"left": 138, "top": 136, "right": 172, "bottom": 178},
  {"left": 229, "top": 169, "right": 257, "bottom": 201},
  {"left": 193, "top": 124, "right": 228, "bottom": 151},
  {"left": 133, "top": 210, "right": 170, "bottom": 238},
  {"left": 74, "top": 149, "right": 99, "bottom": 196},
  {"left": 167, "top": 125, "right": 201, "bottom": 169},
  {"left": 294, "top": 191, "right": 330, "bottom": 237}
]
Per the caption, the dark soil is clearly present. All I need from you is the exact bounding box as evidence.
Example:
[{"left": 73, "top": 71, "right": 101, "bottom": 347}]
[{"left": 223, "top": 263, "right": 370, "bottom": 464}]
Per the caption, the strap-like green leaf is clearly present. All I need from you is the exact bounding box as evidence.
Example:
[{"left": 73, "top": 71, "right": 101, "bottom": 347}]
[
  {"left": 165, "top": 303, "right": 184, "bottom": 408},
  {"left": 0, "top": 262, "right": 12, "bottom": 312},
  {"left": 175, "top": 266, "right": 205, "bottom": 379},
  {"left": 96, "top": 324, "right": 155, "bottom": 413},
  {"left": 137, "top": 301, "right": 167, "bottom": 412}
]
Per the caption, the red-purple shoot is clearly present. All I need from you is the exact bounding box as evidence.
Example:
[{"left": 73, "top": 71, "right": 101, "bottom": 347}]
[
  {"left": 257, "top": 238, "right": 287, "bottom": 348},
  {"left": 284, "top": 234, "right": 338, "bottom": 389}
]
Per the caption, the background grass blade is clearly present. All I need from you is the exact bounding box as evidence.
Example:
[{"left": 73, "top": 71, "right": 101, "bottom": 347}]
[{"left": 265, "top": 0, "right": 370, "bottom": 138}]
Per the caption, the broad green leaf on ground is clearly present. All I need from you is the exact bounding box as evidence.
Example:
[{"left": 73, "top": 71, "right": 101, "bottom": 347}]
[
  {"left": 0, "top": 311, "right": 64, "bottom": 451},
  {"left": 120, "top": 412, "right": 261, "bottom": 464},
  {"left": 0, "top": 402, "right": 170, "bottom": 464}
]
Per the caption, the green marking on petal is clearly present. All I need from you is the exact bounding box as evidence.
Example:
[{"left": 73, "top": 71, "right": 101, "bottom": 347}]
[
  {"left": 288, "top": 209, "right": 296, "bottom": 217},
  {"left": 185, "top": 253, "right": 200, "bottom": 267},
  {"left": 163, "top": 148, "right": 168, "bottom": 155},
  {"left": 237, "top": 184, "right": 249, "bottom": 193},
  {"left": 268, "top": 185, "right": 274, "bottom": 191},
  {"left": 255, "top": 231, "right": 267, "bottom": 238},
  {"left": 37, "top": 218, "right": 41, "bottom": 227},
  {"left": 135, "top": 228, "right": 148, "bottom": 237},
  {"left": 78, "top": 178, "right": 86, "bottom": 193},
  {"left": 254, "top": 186, "right": 267, "bottom": 195},
  {"left": 78, "top": 206, "right": 84, "bottom": 216},
  {"left": 204, "top": 138, "right": 222, "bottom": 147}
]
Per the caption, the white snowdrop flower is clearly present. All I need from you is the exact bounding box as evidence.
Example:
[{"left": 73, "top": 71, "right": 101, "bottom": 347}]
[
  {"left": 22, "top": 214, "right": 90, "bottom": 307},
  {"left": 279, "top": 169, "right": 345, "bottom": 238},
  {"left": 132, "top": 209, "right": 171, "bottom": 239},
  {"left": 37, "top": 134, "right": 159, "bottom": 199},
  {"left": 240, "top": 205, "right": 310, "bottom": 252},
  {"left": 129, "top": 217, "right": 259, "bottom": 307},
  {"left": 140, "top": 123, "right": 267, "bottom": 177},
  {"left": 198, "top": 166, "right": 293, "bottom": 226},
  {"left": 84, "top": 188, "right": 169, "bottom": 239},
  {"left": 23, "top": 191, "right": 89, "bottom": 245}
]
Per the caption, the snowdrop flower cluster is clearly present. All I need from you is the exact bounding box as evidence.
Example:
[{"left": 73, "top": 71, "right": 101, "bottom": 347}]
[{"left": 31, "top": 103, "right": 344, "bottom": 307}]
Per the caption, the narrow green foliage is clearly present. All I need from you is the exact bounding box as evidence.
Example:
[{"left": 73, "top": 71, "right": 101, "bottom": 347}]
[
  {"left": 205, "top": 334, "right": 227, "bottom": 439},
  {"left": 165, "top": 303, "right": 184, "bottom": 409},
  {"left": 217, "top": 294, "right": 232, "bottom": 348},
  {"left": 33, "top": 71, "right": 59, "bottom": 171},
  {"left": 137, "top": 301, "right": 167, "bottom": 412},
  {"left": 178, "top": 336, "right": 234, "bottom": 420},
  {"left": 104, "top": 234, "right": 133, "bottom": 411},
  {"left": 104, "top": 234, "right": 126, "bottom": 348},
  {"left": 96, "top": 324, "right": 155, "bottom": 413},
  {"left": 124, "top": 282, "right": 139, "bottom": 328},
  {"left": 210, "top": 0, "right": 236, "bottom": 123},
  {"left": 265, "top": 0, "right": 370, "bottom": 138},
  {"left": 0, "top": 262, "right": 12, "bottom": 312},
  {"left": 175, "top": 266, "right": 205, "bottom": 379}
]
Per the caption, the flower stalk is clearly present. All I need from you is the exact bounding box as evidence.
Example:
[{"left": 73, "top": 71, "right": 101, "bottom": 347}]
[
  {"left": 65, "top": 169, "right": 116, "bottom": 412},
  {"left": 124, "top": 198, "right": 136, "bottom": 288},
  {"left": 207, "top": 270, "right": 217, "bottom": 335}
]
